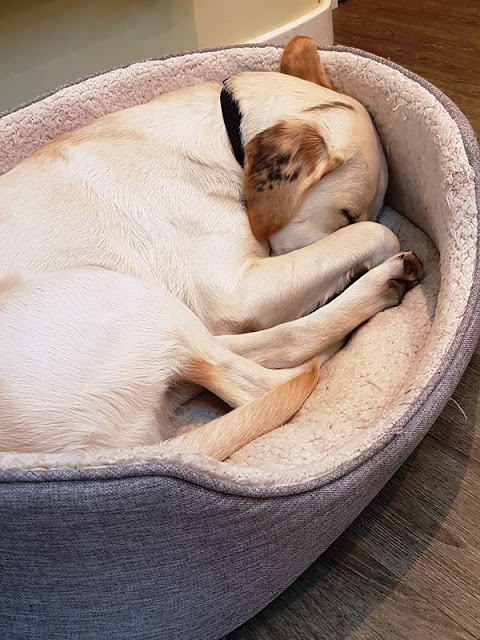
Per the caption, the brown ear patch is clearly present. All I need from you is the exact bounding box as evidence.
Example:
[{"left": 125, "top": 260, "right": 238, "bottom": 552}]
[
  {"left": 280, "top": 36, "right": 333, "bottom": 89},
  {"left": 244, "top": 121, "right": 341, "bottom": 241},
  {"left": 246, "top": 122, "right": 326, "bottom": 192}
]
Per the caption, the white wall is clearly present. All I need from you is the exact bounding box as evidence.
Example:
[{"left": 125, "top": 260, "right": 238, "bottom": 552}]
[{"left": 193, "top": 0, "right": 321, "bottom": 47}]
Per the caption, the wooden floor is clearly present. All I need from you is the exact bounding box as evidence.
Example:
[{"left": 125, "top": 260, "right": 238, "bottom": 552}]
[{"left": 228, "top": 1, "right": 480, "bottom": 638}]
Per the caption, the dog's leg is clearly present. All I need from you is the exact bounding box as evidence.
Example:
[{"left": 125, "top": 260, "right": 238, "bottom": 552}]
[
  {"left": 219, "top": 252, "right": 423, "bottom": 369},
  {"left": 0, "top": 268, "right": 312, "bottom": 456},
  {"left": 167, "top": 363, "right": 319, "bottom": 460},
  {"left": 180, "top": 320, "right": 311, "bottom": 407},
  {"left": 233, "top": 221, "right": 401, "bottom": 331},
  {"left": 143, "top": 291, "right": 321, "bottom": 459},
  {"left": 160, "top": 296, "right": 324, "bottom": 460},
  {"left": 167, "top": 252, "right": 423, "bottom": 459}
]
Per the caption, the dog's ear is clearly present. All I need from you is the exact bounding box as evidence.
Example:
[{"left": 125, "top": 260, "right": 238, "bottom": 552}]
[
  {"left": 244, "top": 121, "right": 344, "bottom": 242},
  {"left": 280, "top": 36, "right": 332, "bottom": 89}
]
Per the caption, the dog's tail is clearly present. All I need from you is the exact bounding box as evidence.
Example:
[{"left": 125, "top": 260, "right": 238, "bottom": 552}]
[{"left": 167, "top": 362, "right": 319, "bottom": 461}]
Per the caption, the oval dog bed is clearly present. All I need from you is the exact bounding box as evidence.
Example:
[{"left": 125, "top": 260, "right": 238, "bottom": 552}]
[{"left": 0, "top": 45, "right": 479, "bottom": 640}]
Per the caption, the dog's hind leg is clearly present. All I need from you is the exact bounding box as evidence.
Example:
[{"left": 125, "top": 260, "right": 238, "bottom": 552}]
[
  {"left": 177, "top": 311, "right": 312, "bottom": 408},
  {"left": 156, "top": 301, "right": 320, "bottom": 459},
  {"left": 0, "top": 268, "right": 312, "bottom": 455}
]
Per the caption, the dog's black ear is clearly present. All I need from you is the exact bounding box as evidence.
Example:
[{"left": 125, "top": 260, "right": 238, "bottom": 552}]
[
  {"left": 244, "top": 120, "right": 343, "bottom": 242},
  {"left": 280, "top": 36, "right": 332, "bottom": 89}
]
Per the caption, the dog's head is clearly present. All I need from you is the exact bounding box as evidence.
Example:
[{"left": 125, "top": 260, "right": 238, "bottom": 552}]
[{"left": 231, "top": 37, "right": 388, "bottom": 254}]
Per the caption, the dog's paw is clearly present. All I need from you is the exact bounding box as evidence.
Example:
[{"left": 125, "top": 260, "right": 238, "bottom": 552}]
[
  {"left": 384, "top": 251, "right": 424, "bottom": 303},
  {"left": 388, "top": 250, "right": 424, "bottom": 283},
  {"left": 400, "top": 251, "right": 424, "bottom": 283}
]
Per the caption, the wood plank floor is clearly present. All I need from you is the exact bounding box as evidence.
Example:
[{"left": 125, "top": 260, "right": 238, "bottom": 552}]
[{"left": 228, "top": 1, "right": 480, "bottom": 638}]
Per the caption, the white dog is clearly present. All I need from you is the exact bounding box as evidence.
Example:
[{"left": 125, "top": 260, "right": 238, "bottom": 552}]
[{"left": 0, "top": 37, "right": 422, "bottom": 459}]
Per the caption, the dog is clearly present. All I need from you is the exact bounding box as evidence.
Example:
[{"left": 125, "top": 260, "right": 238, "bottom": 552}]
[{"left": 0, "top": 37, "right": 422, "bottom": 460}]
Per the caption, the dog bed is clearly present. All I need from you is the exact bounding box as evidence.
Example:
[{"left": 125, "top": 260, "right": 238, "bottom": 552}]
[{"left": 0, "top": 45, "right": 478, "bottom": 640}]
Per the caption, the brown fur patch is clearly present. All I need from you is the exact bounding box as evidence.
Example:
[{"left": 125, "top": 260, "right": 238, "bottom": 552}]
[
  {"left": 244, "top": 121, "right": 343, "bottom": 241},
  {"left": 304, "top": 101, "right": 355, "bottom": 113},
  {"left": 280, "top": 36, "right": 333, "bottom": 89},
  {"left": 186, "top": 357, "right": 216, "bottom": 389},
  {"left": 247, "top": 122, "right": 326, "bottom": 192},
  {"left": 30, "top": 137, "right": 68, "bottom": 162},
  {"left": 0, "top": 272, "right": 23, "bottom": 295},
  {"left": 30, "top": 120, "right": 133, "bottom": 163}
]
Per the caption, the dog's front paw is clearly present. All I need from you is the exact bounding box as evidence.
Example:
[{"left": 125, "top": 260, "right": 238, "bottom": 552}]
[
  {"left": 384, "top": 251, "right": 424, "bottom": 304},
  {"left": 399, "top": 251, "right": 424, "bottom": 283}
]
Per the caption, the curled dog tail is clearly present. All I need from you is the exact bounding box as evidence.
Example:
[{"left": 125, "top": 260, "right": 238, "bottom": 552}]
[{"left": 167, "top": 362, "right": 319, "bottom": 461}]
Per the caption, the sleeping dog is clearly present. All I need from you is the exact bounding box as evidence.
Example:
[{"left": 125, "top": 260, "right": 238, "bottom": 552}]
[{"left": 0, "top": 37, "right": 422, "bottom": 460}]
